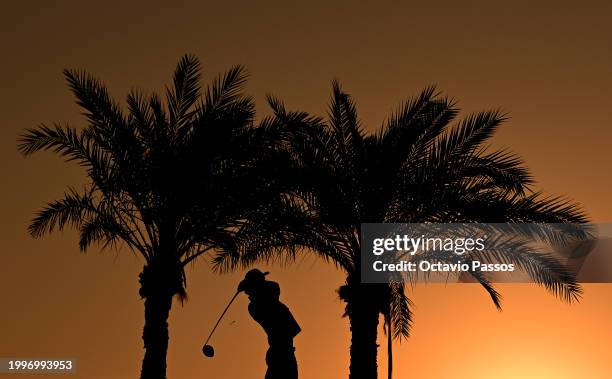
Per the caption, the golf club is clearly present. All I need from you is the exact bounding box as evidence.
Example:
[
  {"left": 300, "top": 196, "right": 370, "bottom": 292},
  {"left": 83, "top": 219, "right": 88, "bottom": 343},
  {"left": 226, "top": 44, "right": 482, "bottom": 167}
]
[{"left": 202, "top": 291, "right": 240, "bottom": 358}]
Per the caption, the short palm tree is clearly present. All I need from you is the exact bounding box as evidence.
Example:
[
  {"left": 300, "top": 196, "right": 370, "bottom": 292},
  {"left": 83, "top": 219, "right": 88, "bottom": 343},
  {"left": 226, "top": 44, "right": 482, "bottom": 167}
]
[
  {"left": 216, "top": 81, "right": 588, "bottom": 379},
  {"left": 18, "top": 55, "right": 288, "bottom": 379}
]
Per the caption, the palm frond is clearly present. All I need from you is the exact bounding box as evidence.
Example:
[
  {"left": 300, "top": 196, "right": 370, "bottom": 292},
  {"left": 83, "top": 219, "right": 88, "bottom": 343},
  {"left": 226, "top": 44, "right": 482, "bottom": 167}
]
[
  {"left": 21, "top": 125, "right": 118, "bottom": 196},
  {"left": 389, "top": 282, "right": 413, "bottom": 340},
  {"left": 78, "top": 210, "right": 125, "bottom": 252},
  {"left": 127, "top": 89, "right": 156, "bottom": 145},
  {"left": 202, "top": 65, "right": 249, "bottom": 115},
  {"left": 327, "top": 79, "right": 365, "bottom": 166},
  {"left": 18, "top": 123, "right": 88, "bottom": 160},
  {"left": 380, "top": 86, "right": 439, "bottom": 142},
  {"left": 466, "top": 269, "right": 503, "bottom": 310},
  {"left": 431, "top": 110, "right": 507, "bottom": 168},
  {"left": 476, "top": 237, "right": 582, "bottom": 302},
  {"left": 452, "top": 149, "right": 533, "bottom": 195},
  {"left": 212, "top": 194, "right": 354, "bottom": 273},
  {"left": 63, "top": 68, "right": 126, "bottom": 135},
  {"left": 149, "top": 93, "right": 169, "bottom": 136},
  {"left": 166, "top": 54, "right": 201, "bottom": 128},
  {"left": 29, "top": 187, "right": 96, "bottom": 238},
  {"left": 381, "top": 87, "right": 458, "bottom": 163},
  {"left": 405, "top": 236, "right": 582, "bottom": 303}
]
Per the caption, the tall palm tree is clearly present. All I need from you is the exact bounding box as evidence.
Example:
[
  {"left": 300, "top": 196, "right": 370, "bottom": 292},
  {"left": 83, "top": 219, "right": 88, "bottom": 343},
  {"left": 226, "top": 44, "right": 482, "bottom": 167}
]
[
  {"left": 17, "top": 55, "right": 289, "bottom": 379},
  {"left": 215, "top": 81, "right": 589, "bottom": 379}
]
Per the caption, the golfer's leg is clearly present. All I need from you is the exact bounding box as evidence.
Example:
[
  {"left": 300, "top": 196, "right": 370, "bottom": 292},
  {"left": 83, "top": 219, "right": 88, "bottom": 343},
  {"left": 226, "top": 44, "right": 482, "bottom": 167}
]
[
  {"left": 266, "top": 349, "right": 297, "bottom": 379},
  {"left": 288, "top": 349, "right": 298, "bottom": 379},
  {"left": 265, "top": 348, "right": 290, "bottom": 379},
  {"left": 265, "top": 361, "right": 278, "bottom": 379},
  {"left": 264, "top": 348, "right": 274, "bottom": 379}
]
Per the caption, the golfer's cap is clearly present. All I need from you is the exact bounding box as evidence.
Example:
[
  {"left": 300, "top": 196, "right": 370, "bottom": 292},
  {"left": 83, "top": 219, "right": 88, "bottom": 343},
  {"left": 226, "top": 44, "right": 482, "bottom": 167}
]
[{"left": 244, "top": 268, "right": 269, "bottom": 282}]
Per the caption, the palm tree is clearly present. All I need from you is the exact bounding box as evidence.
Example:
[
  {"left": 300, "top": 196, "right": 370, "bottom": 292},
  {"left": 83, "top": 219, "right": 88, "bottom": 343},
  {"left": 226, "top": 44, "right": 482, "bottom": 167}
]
[
  {"left": 215, "top": 81, "right": 589, "bottom": 379},
  {"left": 17, "top": 55, "right": 289, "bottom": 379}
]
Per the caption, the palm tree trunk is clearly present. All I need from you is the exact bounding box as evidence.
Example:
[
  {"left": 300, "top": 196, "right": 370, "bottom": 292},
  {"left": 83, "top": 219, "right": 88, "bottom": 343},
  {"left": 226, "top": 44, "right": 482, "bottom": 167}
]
[
  {"left": 386, "top": 315, "right": 392, "bottom": 379},
  {"left": 138, "top": 256, "right": 182, "bottom": 379},
  {"left": 140, "top": 293, "right": 172, "bottom": 379},
  {"left": 140, "top": 291, "right": 173, "bottom": 379},
  {"left": 348, "top": 287, "right": 380, "bottom": 379}
]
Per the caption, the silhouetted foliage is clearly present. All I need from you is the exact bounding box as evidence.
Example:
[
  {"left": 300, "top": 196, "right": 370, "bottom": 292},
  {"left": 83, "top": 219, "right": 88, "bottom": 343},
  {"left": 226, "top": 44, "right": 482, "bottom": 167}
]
[
  {"left": 215, "top": 81, "right": 589, "bottom": 379},
  {"left": 18, "top": 55, "right": 292, "bottom": 379}
]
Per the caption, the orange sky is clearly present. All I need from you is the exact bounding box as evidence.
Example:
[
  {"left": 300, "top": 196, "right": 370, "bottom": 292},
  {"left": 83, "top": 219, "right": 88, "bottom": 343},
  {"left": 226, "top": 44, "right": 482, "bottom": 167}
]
[{"left": 1, "top": 1, "right": 611, "bottom": 378}]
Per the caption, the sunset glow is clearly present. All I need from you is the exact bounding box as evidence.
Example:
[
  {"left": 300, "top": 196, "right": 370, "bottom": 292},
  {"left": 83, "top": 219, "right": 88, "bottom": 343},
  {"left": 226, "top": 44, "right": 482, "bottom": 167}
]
[{"left": 1, "top": 1, "right": 611, "bottom": 378}]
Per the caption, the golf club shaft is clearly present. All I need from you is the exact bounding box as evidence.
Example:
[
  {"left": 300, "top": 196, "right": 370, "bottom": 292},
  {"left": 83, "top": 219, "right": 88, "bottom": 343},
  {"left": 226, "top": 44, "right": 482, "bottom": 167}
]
[{"left": 204, "top": 291, "right": 239, "bottom": 345}]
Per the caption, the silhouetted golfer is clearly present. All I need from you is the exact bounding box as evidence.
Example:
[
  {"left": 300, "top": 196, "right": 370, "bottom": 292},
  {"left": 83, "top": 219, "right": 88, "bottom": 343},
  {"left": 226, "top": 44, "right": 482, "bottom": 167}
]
[{"left": 238, "top": 269, "right": 301, "bottom": 379}]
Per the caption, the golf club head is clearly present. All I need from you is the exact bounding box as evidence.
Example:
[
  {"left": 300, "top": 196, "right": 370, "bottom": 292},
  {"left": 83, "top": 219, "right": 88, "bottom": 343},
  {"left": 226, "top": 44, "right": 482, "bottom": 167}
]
[{"left": 202, "top": 344, "right": 215, "bottom": 358}]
